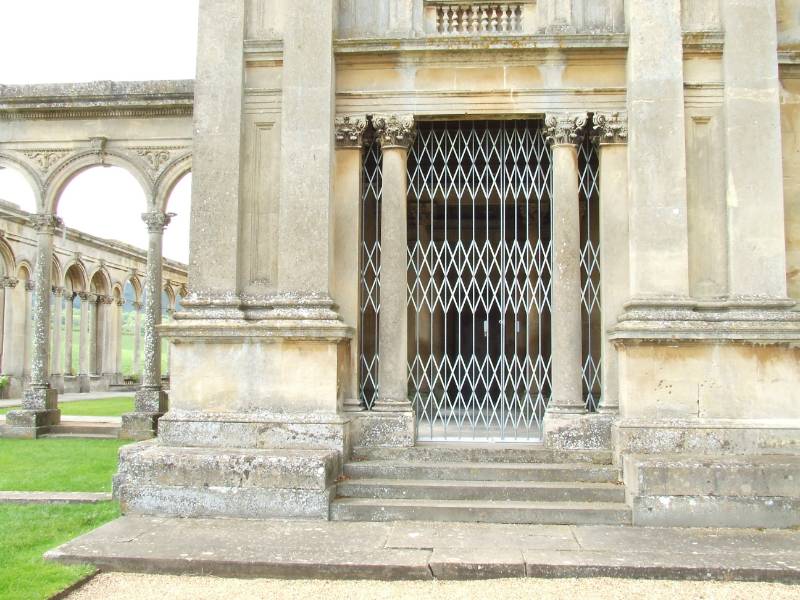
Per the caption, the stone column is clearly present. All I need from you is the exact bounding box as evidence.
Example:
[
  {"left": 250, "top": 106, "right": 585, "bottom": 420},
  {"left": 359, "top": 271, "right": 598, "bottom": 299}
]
[
  {"left": 23, "top": 280, "right": 33, "bottom": 378},
  {"left": 6, "top": 214, "right": 61, "bottom": 437},
  {"left": 99, "top": 295, "right": 114, "bottom": 378},
  {"left": 121, "top": 211, "right": 170, "bottom": 439},
  {"left": 626, "top": 0, "right": 690, "bottom": 300},
  {"left": 594, "top": 112, "right": 629, "bottom": 413},
  {"left": 721, "top": 0, "right": 789, "bottom": 301},
  {"left": 50, "top": 287, "right": 64, "bottom": 378},
  {"left": 132, "top": 302, "right": 142, "bottom": 377},
  {"left": 544, "top": 113, "right": 587, "bottom": 416},
  {"left": 334, "top": 115, "right": 367, "bottom": 411},
  {"left": 78, "top": 292, "right": 90, "bottom": 392},
  {"left": 63, "top": 293, "right": 73, "bottom": 376},
  {"left": 0, "top": 278, "right": 6, "bottom": 372},
  {"left": 373, "top": 114, "right": 416, "bottom": 413},
  {"left": 2, "top": 278, "right": 21, "bottom": 389},
  {"left": 89, "top": 297, "right": 98, "bottom": 375},
  {"left": 116, "top": 298, "right": 124, "bottom": 379}
]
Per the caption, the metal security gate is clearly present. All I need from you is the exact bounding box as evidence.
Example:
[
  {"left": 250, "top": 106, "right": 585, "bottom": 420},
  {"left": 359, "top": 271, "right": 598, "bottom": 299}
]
[{"left": 407, "top": 120, "right": 553, "bottom": 441}]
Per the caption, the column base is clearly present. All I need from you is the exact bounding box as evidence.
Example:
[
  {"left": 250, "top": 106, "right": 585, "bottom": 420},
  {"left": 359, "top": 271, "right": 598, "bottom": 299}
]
[
  {"left": 542, "top": 410, "right": 614, "bottom": 451},
  {"left": 371, "top": 398, "right": 413, "bottom": 413},
  {"left": 119, "top": 412, "right": 163, "bottom": 441},
  {"left": 4, "top": 408, "right": 61, "bottom": 439},
  {"left": 78, "top": 374, "right": 90, "bottom": 393},
  {"left": 343, "top": 398, "right": 365, "bottom": 412}
]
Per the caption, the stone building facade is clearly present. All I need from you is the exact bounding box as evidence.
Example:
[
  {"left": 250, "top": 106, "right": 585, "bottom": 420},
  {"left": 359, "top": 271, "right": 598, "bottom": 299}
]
[
  {"left": 3, "top": 0, "right": 800, "bottom": 528},
  {"left": 0, "top": 200, "right": 187, "bottom": 398}
]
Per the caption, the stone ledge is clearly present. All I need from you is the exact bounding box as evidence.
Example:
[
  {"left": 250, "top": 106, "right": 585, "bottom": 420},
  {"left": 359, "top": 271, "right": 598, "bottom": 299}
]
[
  {"left": 632, "top": 495, "right": 800, "bottom": 529},
  {"left": 114, "top": 442, "right": 340, "bottom": 491}
]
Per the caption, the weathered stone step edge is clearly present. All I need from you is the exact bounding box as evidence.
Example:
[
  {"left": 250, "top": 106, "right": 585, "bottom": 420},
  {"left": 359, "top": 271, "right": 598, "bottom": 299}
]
[
  {"left": 42, "top": 433, "right": 119, "bottom": 439},
  {"left": 330, "top": 498, "right": 631, "bottom": 525},
  {"left": 44, "top": 546, "right": 800, "bottom": 583},
  {"left": 353, "top": 445, "right": 613, "bottom": 465},
  {"left": 337, "top": 478, "right": 626, "bottom": 502},
  {"left": 343, "top": 461, "right": 621, "bottom": 483},
  {"left": 0, "top": 491, "right": 112, "bottom": 504}
]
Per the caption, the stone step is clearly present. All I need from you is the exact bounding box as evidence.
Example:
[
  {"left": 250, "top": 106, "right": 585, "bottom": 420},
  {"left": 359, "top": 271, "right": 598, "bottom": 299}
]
[
  {"left": 352, "top": 444, "right": 612, "bottom": 465},
  {"left": 43, "top": 433, "right": 119, "bottom": 439},
  {"left": 343, "top": 461, "right": 620, "bottom": 483},
  {"left": 50, "top": 423, "right": 120, "bottom": 436},
  {"left": 330, "top": 497, "right": 632, "bottom": 525},
  {"left": 337, "top": 478, "right": 626, "bottom": 503}
]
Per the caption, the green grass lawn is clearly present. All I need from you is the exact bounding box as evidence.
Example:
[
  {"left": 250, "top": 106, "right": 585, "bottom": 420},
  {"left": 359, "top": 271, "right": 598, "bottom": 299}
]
[
  {"left": 0, "top": 502, "right": 120, "bottom": 600},
  {"left": 0, "top": 396, "right": 134, "bottom": 417},
  {"left": 0, "top": 438, "right": 127, "bottom": 493}
]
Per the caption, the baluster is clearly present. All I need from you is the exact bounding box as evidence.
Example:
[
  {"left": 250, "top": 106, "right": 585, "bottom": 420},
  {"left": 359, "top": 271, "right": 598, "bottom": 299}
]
[
  {"left": 471, "top": 5, "right": 480, "bottom": 33},
  {"left": 515, "top": 4, "right": 522, "bottom": 32},
  {"left": 461, "top": 6, "right": 470, "bottom": 33},
  {"left": 489, "top": 6, "right": 498, "bottom": 32},
  {"left": 480, "top": 5, "right": 489, "bottom": 32},
  {"left": 500, "top": 4, "right": 510, "bottom": 32},
  {"left": 442, "top": 7, "right": 450, "bottom": 33}
]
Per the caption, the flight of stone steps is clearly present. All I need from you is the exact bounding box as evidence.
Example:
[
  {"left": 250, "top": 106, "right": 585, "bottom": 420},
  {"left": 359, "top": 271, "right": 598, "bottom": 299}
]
[{"left": 331, "top": 444, "right": 631, "bottom": 525}]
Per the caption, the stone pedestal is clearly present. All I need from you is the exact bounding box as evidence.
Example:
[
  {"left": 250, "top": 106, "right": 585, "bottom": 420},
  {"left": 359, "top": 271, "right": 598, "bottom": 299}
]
[{"left": 5, "top": 387, "right": 60, "bottom": 439}]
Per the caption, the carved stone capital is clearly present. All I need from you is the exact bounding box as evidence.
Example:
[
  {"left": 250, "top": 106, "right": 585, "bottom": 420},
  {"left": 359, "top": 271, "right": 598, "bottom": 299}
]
[
  {"left": 545, "top": 113, "right": 588, "bottom": 146},
  {"left": 25, "top": 280, "right": 36, "bottom": 292},
  {"left": 2, "top": 276, "right": 19, "bottom": 289},
  {"left": 593, "top": 111, "right": 628, "bottom": 145},
  {"left": 132, "top": 302, "right": 143, "bottom": 311},
  {"left": 116, "top": 298, "right": 126, "bottom": 307},
  {"left": 77, "top": 292, "right": 90, "bottom": 301},
  {"left": 99, "top": 295, "right": 115, "bottom": 305},
  {"left": 51, "top": 286, "right": 65, "bottom": 297},
  {"left": 31, "top": 213, "right": 63, "bottom": 233},
  {"left": 142, "top": 211, "right": 172, "bottom": 233},
  {"left": 335, "top": 115, "right": 367, "bottom": 149},
  {"left": 373, "top": 114, "right": 417, "bottom": 150}
]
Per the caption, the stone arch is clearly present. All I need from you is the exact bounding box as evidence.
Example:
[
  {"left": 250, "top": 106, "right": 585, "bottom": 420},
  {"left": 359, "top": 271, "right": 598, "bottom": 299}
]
[
  {"left": 0, "top": 153, "right": 44, "bottom": 210},
  {"left": 16, "top": 261, "right": 32, "bottom": 282},
  {"left": 51, "top": 255, "right": 63, "bottom": 289},
  {"left": 63, "top": 260, "right": 89, "bottom": 293},
  {"left": 45, "top": 149, "right": 154, "bottom": 214},
  {"left": 88, "top": 266, "right": 112, "bottom": 296},
  {"left": 162, "top": 283, "right": 176, "bottom": 312},
  {"left": 124, "top": 274, "right": 143, "bottom": 304},
  {"left": 0, "top": 237, "right": 16, "bottom": 277},
  {"left": 155, "top": 154, "right": 191, "bottom": 212}
]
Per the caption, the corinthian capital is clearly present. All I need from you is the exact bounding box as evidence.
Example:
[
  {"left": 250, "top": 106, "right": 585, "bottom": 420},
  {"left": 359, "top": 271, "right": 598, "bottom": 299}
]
[
  {"left": 31, "top": 213, "right": 64, "bottom": 233},
  {"left": 142, "top": 211, "right": 172, "bottom": 233},
  {"left": 373, "top": 114, "right": 417, "bottom": 149},
  {"left": 335, "top": 115, "right": 367, "bottom": 149},
  {"left": 544, "top": 113, "right": 588, "bottom": 146},
  {"left": 593, "top": 111, "right": 628, "bottom": 145}
]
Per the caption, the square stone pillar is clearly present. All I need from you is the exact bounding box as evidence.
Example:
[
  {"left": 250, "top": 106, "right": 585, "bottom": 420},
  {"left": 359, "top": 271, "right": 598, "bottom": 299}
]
[
  {"left": 626, "top": 0, "right": 690, "bottom": 301},
  {"left": 722, "top": 0, "right": 790, "bottom": 302},
  {"left": 115, "top": 0, "right": 354, "bottom": 519}
]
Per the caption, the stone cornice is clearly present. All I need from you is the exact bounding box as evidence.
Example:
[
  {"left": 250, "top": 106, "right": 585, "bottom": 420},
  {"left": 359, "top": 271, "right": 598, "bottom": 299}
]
[{"left": 0, "top": 80, "right": 194, "bottom": 121}]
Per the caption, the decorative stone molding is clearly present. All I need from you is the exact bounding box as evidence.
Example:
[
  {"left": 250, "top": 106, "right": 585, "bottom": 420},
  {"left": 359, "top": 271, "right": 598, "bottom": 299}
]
[
  {"left": 593, "top": 111, "right": 628, "bottom": 145},
  {"left": 335, "top": 115, "right": 367, "bottom": 148},
  {"left": 373, "top": 114, "right": 417, "bottom": 149},
  {"left": 22, "top": 150, "right": 70, "bottom": 175},
  {"left": 30, "top": 214, "right": 63, "bottom": 233},
  {"left": 141, "top": 211, "right": 172, "bottom": 233},
  {"left": 2, "top": 276, "right": 18, "bottom": 289},
  {"left": 90, "top": 136, "right": 108, "bottom": 165},
  {"left": 544, "top": 113, "right": 588, "bottom": 146},
  {"left": 132, "top": 145, "right": 189, "bottom": 174}
]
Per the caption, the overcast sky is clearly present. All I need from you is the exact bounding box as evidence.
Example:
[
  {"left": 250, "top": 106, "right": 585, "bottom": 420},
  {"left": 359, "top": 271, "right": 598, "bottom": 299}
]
[{"left": 0, "top": 1, "right": 200, "bottom": 263}]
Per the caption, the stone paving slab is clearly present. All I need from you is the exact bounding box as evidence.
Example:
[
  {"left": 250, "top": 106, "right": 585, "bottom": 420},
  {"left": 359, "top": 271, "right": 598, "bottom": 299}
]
[
  {"left": 45, "top": 516, "right": 800, "bottom": 582},
  {"left": 0, "top": 491, "right": 113, "bottom": 504}
]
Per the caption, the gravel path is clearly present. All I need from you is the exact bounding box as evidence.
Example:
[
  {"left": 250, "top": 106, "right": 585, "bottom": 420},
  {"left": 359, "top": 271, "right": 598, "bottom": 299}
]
[{"left": 68, "top": 573, "right": 799, "bottom": 600}]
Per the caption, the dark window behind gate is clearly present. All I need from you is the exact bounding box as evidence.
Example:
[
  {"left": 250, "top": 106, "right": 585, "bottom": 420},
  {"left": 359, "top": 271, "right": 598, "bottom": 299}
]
[{"left": 358, "top": 118, "right": 601, "bottom": 441}]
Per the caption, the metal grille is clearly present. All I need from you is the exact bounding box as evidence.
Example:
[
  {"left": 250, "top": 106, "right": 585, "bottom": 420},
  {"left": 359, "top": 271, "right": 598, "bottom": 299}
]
[
  {"left": 359, "top": 138, "right": 382, "bottom": 409},
  {"left": 407, "top": 120, "right": 552, "bottom": 441},
  {"left": 579, "top": 126, "right": 602, "bottom": 411}
]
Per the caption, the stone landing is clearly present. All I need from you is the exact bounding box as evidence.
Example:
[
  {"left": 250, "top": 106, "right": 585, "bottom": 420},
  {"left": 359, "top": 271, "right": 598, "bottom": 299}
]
[{"left": 45, "top": 517, "right": 800, "bottom": 582}]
